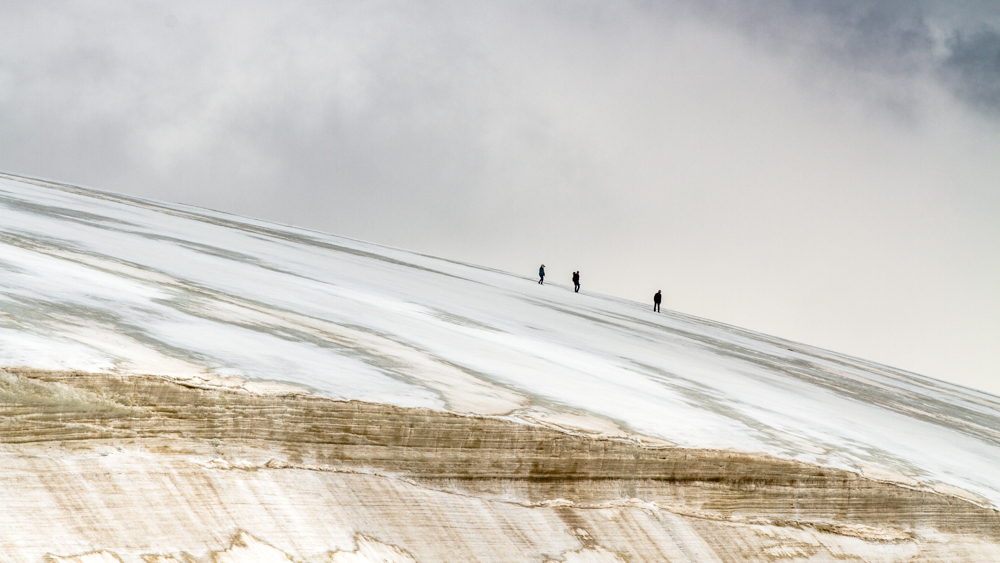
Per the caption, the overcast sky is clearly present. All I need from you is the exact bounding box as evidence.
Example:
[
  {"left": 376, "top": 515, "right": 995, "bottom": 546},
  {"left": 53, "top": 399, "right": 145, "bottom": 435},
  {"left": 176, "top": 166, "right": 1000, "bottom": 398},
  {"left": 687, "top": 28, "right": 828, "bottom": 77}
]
[{"left": 1, "top": 1, "right": 998, "bottom": 394}]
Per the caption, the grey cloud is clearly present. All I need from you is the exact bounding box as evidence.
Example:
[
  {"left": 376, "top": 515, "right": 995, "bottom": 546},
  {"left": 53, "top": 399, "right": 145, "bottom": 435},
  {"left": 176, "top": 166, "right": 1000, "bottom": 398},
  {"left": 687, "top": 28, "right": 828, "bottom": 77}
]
[
  {"left": 0, "top": 1, "right": 997, "bottom": 395},
  {"left": 942, "top": 29, "right": 1000, "bottom": 114},
  {"left": 675, "top": 0, "right": 1000, "bottom": 115},
  {"left": 699, "top": 0, "right": 933, "bottom": 70}
]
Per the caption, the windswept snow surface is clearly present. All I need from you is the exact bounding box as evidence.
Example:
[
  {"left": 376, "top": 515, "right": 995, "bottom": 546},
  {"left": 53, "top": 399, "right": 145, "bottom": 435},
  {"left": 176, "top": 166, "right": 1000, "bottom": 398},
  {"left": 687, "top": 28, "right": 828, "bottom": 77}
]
[{"left": 1, "top": 173, "right": 998, "bottom": 509}]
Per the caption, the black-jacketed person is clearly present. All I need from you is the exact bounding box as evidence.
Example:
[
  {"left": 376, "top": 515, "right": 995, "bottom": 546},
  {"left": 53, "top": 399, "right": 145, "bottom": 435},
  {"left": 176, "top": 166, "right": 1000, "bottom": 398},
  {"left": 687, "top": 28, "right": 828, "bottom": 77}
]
[
  {"left": 572, "top": 271, "right": 580, "bottom": 293},
  {"left": 654, "top": 290, "right": 661, "bottom": 313}
]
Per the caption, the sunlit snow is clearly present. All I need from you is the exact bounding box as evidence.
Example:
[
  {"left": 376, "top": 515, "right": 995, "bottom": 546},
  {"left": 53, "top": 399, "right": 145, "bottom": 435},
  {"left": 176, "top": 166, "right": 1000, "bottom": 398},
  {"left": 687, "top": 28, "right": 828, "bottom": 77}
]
[{"left": 1, "top": 172, "right": 998, "bottom": 509}]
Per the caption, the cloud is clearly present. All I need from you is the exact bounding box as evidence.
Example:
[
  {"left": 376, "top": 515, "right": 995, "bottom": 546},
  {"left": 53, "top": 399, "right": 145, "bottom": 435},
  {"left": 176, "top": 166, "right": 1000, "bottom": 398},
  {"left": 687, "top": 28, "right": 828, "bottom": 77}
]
[
  {"left": 676, "top": 0, "right": 1000, "bottom": 116},
  {"left": 941, "top": 29, "right": 1000, "bottom": 114},
  {"left": 0, "top": 1, "right": 997, "bottom": 394}
]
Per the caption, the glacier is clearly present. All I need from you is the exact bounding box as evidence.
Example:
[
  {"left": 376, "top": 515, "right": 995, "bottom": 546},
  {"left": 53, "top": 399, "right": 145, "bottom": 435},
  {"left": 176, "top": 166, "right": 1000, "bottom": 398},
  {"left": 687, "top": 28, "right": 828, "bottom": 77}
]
[{"left": 1, "top": 171, "right": 999, "bottom": 562}]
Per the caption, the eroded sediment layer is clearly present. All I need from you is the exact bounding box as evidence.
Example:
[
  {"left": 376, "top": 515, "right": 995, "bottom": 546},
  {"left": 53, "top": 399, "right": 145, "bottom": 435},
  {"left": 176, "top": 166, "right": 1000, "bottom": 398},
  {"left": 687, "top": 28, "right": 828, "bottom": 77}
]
[{"left": 2, "top": 368, "right": 999, "bottom": 562}]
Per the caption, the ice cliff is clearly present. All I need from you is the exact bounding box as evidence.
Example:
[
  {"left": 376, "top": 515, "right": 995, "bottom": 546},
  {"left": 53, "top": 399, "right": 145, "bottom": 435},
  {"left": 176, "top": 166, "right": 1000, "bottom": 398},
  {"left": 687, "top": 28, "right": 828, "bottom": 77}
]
[{"left": 1, "top": 172, "right": 998, "bottom": 562}]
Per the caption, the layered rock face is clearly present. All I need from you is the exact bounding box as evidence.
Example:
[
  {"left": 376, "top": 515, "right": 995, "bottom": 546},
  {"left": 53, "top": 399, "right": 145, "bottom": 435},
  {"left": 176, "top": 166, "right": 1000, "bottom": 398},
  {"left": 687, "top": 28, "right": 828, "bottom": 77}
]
[
  {"left": 2, "top": 368, "right": 998, "bottom": 562},
  {"left": 3, "top": 174, "right": 1000, "bottom": 561}
]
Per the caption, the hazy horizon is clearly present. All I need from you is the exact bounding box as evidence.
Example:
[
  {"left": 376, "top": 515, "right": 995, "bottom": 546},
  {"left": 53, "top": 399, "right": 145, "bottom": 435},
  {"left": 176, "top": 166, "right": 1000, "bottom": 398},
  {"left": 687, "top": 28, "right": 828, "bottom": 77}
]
[{"left": 1, "top": 1, "right": 997, "bottom": 394}]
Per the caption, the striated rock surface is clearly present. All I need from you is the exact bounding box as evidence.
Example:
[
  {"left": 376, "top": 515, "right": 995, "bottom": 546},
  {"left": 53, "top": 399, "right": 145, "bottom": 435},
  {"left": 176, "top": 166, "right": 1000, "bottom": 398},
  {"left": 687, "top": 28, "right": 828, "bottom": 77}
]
[
  {"left": 1, "top": 368, "right": 999, "bottom": 562},
  {"left": 2, "top": 173, "right": 1000, "bottom": 561}
]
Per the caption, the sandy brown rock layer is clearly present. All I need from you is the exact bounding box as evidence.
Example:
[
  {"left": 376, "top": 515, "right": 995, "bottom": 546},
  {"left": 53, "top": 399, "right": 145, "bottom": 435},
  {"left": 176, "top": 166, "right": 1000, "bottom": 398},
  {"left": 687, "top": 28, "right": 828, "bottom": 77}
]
[{"left": 2, "top": 367, "right": 998, "bottom": 545}]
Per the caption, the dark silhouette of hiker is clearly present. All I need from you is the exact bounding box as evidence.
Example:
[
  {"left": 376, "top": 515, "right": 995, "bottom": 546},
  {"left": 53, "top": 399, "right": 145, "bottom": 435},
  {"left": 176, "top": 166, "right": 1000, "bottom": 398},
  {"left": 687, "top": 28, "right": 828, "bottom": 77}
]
[
  {"left": 653, "top": 290, "right": 661, "bottom": 312},
  {"left": 572, "top": 271, "right": 580, "bottom": 293},
  {"left": 538, "top": 264, "right": 545, "bottom": 285}
]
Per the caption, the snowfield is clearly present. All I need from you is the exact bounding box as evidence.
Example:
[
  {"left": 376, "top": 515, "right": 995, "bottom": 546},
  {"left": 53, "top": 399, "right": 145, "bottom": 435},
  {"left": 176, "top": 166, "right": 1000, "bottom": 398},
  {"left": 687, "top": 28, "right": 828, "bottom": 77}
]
[{"left": 1, "top": 171, "right": 999, "bottom": 514}]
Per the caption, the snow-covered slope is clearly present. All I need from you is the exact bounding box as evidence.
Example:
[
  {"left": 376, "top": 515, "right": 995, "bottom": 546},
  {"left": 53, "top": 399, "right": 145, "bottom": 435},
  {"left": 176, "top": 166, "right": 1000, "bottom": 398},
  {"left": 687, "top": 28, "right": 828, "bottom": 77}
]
[
  {"left": 3, "top": 173, "right": 1000, "bottom": 562},
  {"left": 1, "top": 171, "right": 998, "bottom": 508}
]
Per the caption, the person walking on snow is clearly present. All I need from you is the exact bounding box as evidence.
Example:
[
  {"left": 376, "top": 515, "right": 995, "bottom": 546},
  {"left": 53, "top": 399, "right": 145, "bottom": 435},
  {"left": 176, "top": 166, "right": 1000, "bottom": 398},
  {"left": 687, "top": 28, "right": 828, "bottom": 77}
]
[
  {"left": 572, "top": 271, "right": 580, "bottom": 293},
  {"left": 653, "top": 290, "right": 662, "bottom": 313},
  {"left": 538, "top": 265, "right": 545, "bottom": 285}
]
